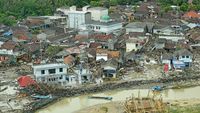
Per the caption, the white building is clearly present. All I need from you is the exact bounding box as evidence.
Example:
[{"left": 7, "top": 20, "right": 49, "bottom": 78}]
[
  {"left": 57, "top": 6, "right": 91, "bottom": 29},
  {"left": 80, "top": 15, "right": 122, "bottom": 34},
  {"left": 88, "top": 7, "right": 108, "bottom": 21},
  {"left": 154, "top": 26, "right": 185, "bottom": 42},
  {"left": 0, "top": 49, "right": 15, "bottom": 55},
  {"left": 81, "top": 20, "right": 122, "bottom": 34},
  {"left": 68, "top": 11, "right": 91, "bottom": 29},
  {"left": 126, "top": 38, "right": 142, "bottom": 52},
  {"left": 32, "top": 63, "right": 76, "bottom": 86},
  {"left": 96, "top": 53, "right": 108, "bottom": 61}
]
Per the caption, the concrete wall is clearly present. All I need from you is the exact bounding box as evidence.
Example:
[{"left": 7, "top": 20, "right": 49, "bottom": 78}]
[
  {"left": 126, "top": 42, "right": 140, "bottom": 52},
  {"left": 178, "top": 56, "right": 192, "bottom": 63},
  {"left": 33, "top": 64, "right": 67, "bottom": 77},
  {"left": 126, "top": 28, "right": 144, "bottom": 33},
  {"left": 96, "top": 54, "right": 108, "bottom": 61},
  {"left": 158, "top": 35, "right": 185, "bottom": 42}
]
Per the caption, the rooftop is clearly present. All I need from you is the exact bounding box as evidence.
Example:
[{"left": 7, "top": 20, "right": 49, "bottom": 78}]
[
  {"left": 174, "top": 49, "right": 193, "bottom": 56},
  {"left": 183, "top": 11, "right": 200, "bottom": 18},
  {"left": 86, "top": 20, "right": 122, "bottom": 26},
  {"left": 126, "top": 22, "right": 154, "bottom": 28},
  {"left": 32, "top": 63, "right": 67, "bottom": 69}
]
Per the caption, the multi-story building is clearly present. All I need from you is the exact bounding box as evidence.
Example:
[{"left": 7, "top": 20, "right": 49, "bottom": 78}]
[
  {"left": 32, "top": 63, "right": 76, "bottom": 86},
  {"left": 68, "top": 11, "right": 91, "bottom": 29}
]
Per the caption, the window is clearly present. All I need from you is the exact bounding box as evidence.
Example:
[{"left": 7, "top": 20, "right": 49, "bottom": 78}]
[
  {"left": 41, "top": 70, "right": 45, "bottom": 74},
  {"left": 60, "top": 75, "right": 63, "bottom": 79},
  {"left": 49, "top": 69, "right": 56, "bottom": 74},
  {"left": 96, "top": 26, "right": 101, "bottom": 30},
  {"left": 59, "top": 68, "right": 63, "bottom": 72},
  {"left": 66, "top": 77, "right": 69, "bottom": 81},
  {"left": 182, "top": 56, "right": 185, "bottom": 58},
  {"left": 186, "top": 56, "right": 189, "bottom": 58}
]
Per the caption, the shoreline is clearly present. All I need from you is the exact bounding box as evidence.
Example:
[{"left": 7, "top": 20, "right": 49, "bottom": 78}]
[
  {"left": 25, "top": 75, "right": 200, "bottom": 113},
  {"left": 74, "top": 99, "right": 200, "bottom": 113}
]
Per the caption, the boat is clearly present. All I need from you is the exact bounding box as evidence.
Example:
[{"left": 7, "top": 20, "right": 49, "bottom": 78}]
[
  {"left": 152, "top": 86, "right": 162, "bottom": 91},
  {"left": 31, "top": 94, "right": 52, "bottom": 99},
  {"left": 88, "top": 96, "right": 113, "bottom": 100},
  {"left": 0, "top": 87, "right": 8, "bottom": 92}
]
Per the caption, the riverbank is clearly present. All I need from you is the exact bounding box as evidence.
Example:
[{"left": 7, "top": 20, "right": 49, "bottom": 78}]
[
  {"left": 28, "top": 75, "right": 200, "bottom": 113},
  {"left": 74, "top": 99, "right": 200, "bottom": 113}
]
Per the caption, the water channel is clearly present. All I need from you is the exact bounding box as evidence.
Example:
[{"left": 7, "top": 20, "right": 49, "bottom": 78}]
[{"left": 37, "top": 86, "right": 200, "bottom": 113}]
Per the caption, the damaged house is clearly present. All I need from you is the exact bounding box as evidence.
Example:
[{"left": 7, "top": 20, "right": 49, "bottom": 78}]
[
  {"left": 101, "top": 59, "right": 119, "bottom": 78},
  {"left": 161, "top": 49, "right": 193, "bottom": 70}
]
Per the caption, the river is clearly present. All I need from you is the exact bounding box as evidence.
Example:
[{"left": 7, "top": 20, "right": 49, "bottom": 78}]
[{"left": 36, "top": 86, "right": 200, "bottom": 113}]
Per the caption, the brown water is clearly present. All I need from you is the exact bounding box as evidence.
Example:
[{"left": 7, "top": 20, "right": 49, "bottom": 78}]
[{"left": 37, "top": 86, "right": 200, "bottom": 113}]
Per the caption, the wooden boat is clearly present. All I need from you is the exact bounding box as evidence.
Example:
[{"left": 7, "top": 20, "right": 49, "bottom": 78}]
[
  {"left": 31, "top": 94, "right": 52, "bottom": 99},
  {"left": 0, "top": 87, "right": 8, "bottom": 92},
  {"left": 88, "top": 96, "right": 113, "bottom": 100}
]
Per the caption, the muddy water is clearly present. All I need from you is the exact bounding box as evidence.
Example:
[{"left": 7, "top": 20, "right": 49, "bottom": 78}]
[{"left": 37, "top": 86, "right": 200, "bottom": 113}]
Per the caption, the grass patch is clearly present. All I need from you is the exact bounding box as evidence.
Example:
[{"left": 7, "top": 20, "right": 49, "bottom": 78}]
[{"left": 168, "top": 104, "right": 200, "bottom": 113}]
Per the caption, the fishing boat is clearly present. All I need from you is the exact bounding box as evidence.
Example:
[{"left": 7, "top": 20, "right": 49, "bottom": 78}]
[
  {"left": 88, "top": 96, "right": 113, "bottom": 100},
  {"left": 31, "top": 94, "right": 52, "bottom": 99}
]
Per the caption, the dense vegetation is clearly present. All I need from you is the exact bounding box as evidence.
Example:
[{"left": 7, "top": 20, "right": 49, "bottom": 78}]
[
  {"left": 0, "top": 0, "right": 141, "bottom": 26},
  {"left": 169, "top": 104, "right": 200, "bottom": 113},
  {"left": 158, "top": 0, "right": 200, "bottom": 12},
  {"left": 0, "top": 0, "right": 199, "bottom": 26}
]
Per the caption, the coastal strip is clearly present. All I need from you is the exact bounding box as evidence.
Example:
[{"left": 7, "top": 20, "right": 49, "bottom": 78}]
[{"left": 24, "top": 75, "right": 200, "bottom": 113}]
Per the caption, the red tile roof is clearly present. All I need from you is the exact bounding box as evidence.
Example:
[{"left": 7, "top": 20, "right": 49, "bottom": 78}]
[
  {"left": 66, "top": 47, "right": 81, "bottom": 54},
  {"left": 18, "top": 34, "right": 29, "bottom": 40},
  {"left": 0, "top": 40, "right": 17, "bottom": 50},
  {"left": 91, "top": 34, "right": 113, "bottom": 41},
  {"left": 96, "top": 49, "right": 120, "bottom": 59},
  {"left": 89, "top": 42, "right": 102, "bottom": 48},
  {"left": 64, "top": 55, "right": 75, "bottom": 65},
  {"left": 183, "top": 11, "right": 200, "bottom": 18}
]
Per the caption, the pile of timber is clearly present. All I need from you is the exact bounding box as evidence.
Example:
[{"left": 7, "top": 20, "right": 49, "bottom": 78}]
[{"left": 124, "top": 92, "right": 167, "bottom": 113}]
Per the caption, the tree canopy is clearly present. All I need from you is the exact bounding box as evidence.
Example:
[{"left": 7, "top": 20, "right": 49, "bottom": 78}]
[
  {"left": 1, "top": 0, "right": 199, "bottom": 26},
  {"left": 158, "top": 0, "right": 200, "bottom": 12},
  {"left": 0, "top": 0, "right": 142, "bottom": 25}
]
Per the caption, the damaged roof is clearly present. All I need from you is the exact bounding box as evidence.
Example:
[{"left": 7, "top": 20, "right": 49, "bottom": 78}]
[{"left": 174, "top": 49, "right": 193, "bottom": 56}]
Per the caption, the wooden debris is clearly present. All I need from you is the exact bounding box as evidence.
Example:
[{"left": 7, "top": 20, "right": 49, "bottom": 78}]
[{"left": 124, "top": 91, "right": 167, "bottom": 113}]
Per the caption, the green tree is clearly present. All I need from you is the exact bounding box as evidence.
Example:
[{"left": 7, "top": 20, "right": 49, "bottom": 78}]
[
  {"left": 90, "top": 1, "right": 99, "bottom": 7},
  {"left": 110, "top": 0, "right": 118, "bottom": 6},
  {"left": 189, "top": 4, "right": 198, "bottom": 10},
  {"left": 180, "top": 3, "right": 189, "bottom": 11},
  {"left": 164, "top": 5, "right": 172, "bottom": 12},
  {"left": 46, "top": 46, "right": 63, "bottom": 58}
]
